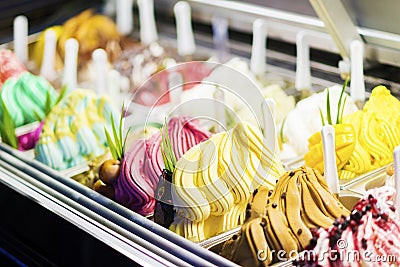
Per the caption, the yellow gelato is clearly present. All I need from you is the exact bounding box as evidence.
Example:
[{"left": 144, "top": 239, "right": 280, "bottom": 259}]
[
  {"left": 304, "top": 124, "right": 356, "bottom": 175},
  {"left": 305, "top": 85, "right": 400, "bottom": 180},
  {"left": 170, "top": 122, "right": 285, "bottom": 242}
]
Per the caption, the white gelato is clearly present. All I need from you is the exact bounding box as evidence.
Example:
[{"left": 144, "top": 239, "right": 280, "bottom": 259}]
[{"left": 179, "top": 58, "right": 295, "bottom": 130}]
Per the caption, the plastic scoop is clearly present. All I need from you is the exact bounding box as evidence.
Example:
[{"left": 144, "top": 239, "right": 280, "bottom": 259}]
[
  {"left": 92, "top": 48, "right": 108, "bottom": 96},
  {"left": 40, "top": 29, "right": 57, "bottom": 81},
  {"left": 393, "top": 146, "right": 400, "bottom": 214},
  {"left": 295, "top": 31, "right": 311, "bottom": 98},
  {"left": 13, "top": 15, "right": 28, "bottom": 64},
  {"left": 321, "top": 125, "right": 340, "bottom": 196},
  {"left": 211, "top": 15, "right": 229, "bottom": 63},
  {"left": 350, "top": 39, "right": 366, "bottom": 108},
  {"left": 62, "top": 38, "right": 79, "bottom": 92},
  {"left": 214, "top": 86, "right": 226, "bottom": 132},
  {"left": 250, "top": 19, "right": 267, "bottom": 76},
  {"left": 174, "top": 1, "right": 196, "bottom": 57},
  {"left": 137, "top": 0, "right": 158, "bottom": 45},
  {"left": 168, "top": 72, "right": 183, "bottom": 108},
  {"left": 116, "top": 0, "right": 133, "bottom": 36}
]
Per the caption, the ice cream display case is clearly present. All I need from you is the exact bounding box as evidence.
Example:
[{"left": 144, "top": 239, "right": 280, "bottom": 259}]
[{"left": 2, "top": 0, "right": 400, "bottom": 266}]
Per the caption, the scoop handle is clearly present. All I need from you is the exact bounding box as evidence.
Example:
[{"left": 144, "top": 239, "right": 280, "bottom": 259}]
[
  {"left": 212, "top": 15, "right": 229, "bottom": 63},
  {"left": 250, "top": 19, "right": 267, "bottom": 76},
  {"left": 13, "top": 15, "right": 28, "bottom": 64},
  {"left": 174, "top": 1, "right": 196, "bottom": 57},
  {"left": 214, "top": 86, "right": 226, "bottom": 132},
  {"left": 40, "top": 29, "right": 57, "bottom": 81},
  {"left": 321, "top": 125, "right": 340, "bottom": 195},
  {"left": 295, "top": 31, "right": 311, "bottom": 91},
  {"left": 62, "top": 38, "right": 79, "bottom": 91},
  {"left": 350, "top": 40, "right": 366, "bottom": 102},
  {"left": 138, "top": 0, "right": 158, "bottom": 45},
  {"left": 116, "top": 0, "right": 133, "bottom": 36},
  {"left": 92, "top": 48, "right": 108, "bottom": 95},
  {"left": 168, "top": 72, "right": 183, "bottom": 107}
]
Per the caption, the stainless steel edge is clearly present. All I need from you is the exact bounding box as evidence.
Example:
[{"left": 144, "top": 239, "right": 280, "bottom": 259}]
[
  {"left": 0, "top": 164, "right": 178, "bottom": 267},
  {"left": 0, "top": 149, "right": 239, "bottom": 267},
  {"left": 339, "top": 165, "right": 389, "bottom": 190}
]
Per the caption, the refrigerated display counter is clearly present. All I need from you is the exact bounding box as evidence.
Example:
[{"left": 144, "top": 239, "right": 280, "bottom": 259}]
[{"left": 2, "top": 0, "right": 400, "bottom": 266}]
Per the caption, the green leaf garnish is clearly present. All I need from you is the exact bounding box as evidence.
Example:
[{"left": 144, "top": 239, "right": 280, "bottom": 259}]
[
  {"left": 32, "top": 110, "right": 43, "bottom": 122},
  {"left": 326, "top": 88, "right": 332, "bottom": 125},
  {"left": 319, "top": 108, "right": 325, "bottom": 127},
  {"left": 339, "top": 96, "right": 348, "bottom": 124},
  {"left": 160, "top": 118, "right": 177, "bottom": 172},
  {"left": 129, "top": 122, "right": 163, "bottom": 132},
  {"left": 0, "top": 99, "right": 18, "bottom": 148},
  {"left": 44, "top": 91, "right": 52, "bottom": 116},
  {"left": 122, "top": 127, "right": 132, "bottom": 155},
  {"left": 104, "top": 103, "right": 129, "bottom": 160},
  {"left": 105, "top": 127, "right": 119, "bottom": 159},
  {"left": 320, "top": 78, "right": 350, "bottom": 126},
  {"left": 55, "top": 85, "right": 68, "bottom": 106},
  {"left": 336, "top": 78, "right": 349, "bottom": 124}
]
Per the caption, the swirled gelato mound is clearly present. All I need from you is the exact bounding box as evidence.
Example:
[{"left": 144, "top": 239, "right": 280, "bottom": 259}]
[
  {"left": 283, "top": 85, "right": 357, "bottom": 157},
  {"left": 220, "top": 166, "right": 349, "bottom": 266},
  {"left": 33, "top": 9, "right": 122, "bottom": 70},
  {"left": 297, "top": 186, "right": 400, "bottom": 267},
  {"left": 0, "top": 72, "right": 57, "bottom": 127},
  {"left": 170, "top": 122, "right": 285, "bottom": 242},
  {"left": 305, "top": 124, "right": 356, "bottom": 175},
  {"left": 58, "top": 9, "right": 121, "bottom": 64},
  {"left": 35, "top": 89, "right": 116, "bottom": 170},
  {"left": 114, "top": 116, "right": 211, "bottom": 216},
  {"left": 305, "top": 86, "right": 400, "bottom": 180},
  {"left": 0, "top": 49, "right": 26, "bottom": 87}
]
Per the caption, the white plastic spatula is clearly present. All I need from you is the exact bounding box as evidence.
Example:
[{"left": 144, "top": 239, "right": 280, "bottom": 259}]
[
  {"left": 13, "top": 15, "right": 28, "bottom": 65},
  {"left": 174, "top": 1, "right": 196, "bottom": 57},
  {"left": 295, "top": 31, "right": 311, "bottom": 93},
  {"left": 168, "top": 72, "right": 183, "bottom": 108},
  {"left": 214, "top": 86, "right": 226, "bottom": 132},
  {"left": 92, "top": 48, "right": 108, "bottom": 95},
  {"left": 321, "top": 125, "right": 340, "bottom": 196},
  {"left": 62, "top": 38, "right": 79, "bottom": 92},
  {"left": 40, "top": 29, "right": 57, "bottom": 81},
  {"left": 393, "top": 146, "right": 400, "bottom": 213},
  {"left": 211, "top": 15, "right": 229, "bottom": 63},
  {"left": 350, "top": 40, "right": 366, "bottom": 105},
  {"left": 116, "top": 0, "right": 133, "bottom": 36},
  {"left": 261, "top": 99, "right": 278, "bottom": 155},
  {"left": 137, "top": 0, "right": 158, "bottom": 45},
  {"left": 250, "top": 19, "right": 267, "bottom": 76}
]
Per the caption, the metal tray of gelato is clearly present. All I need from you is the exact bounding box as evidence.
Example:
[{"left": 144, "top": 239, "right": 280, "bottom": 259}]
[{"left": 196, "top": 188, "right": 362, "bottom": 266}]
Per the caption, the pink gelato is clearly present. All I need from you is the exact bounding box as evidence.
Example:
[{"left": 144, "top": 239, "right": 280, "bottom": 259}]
[
  {"left": 0, "top": 49, "right": 26, "bottom": 88},
  {"left": 114, "top": 116, "right": 211, "bottom": 216},
  {"left": 298, "top": 186, "right": 400, "bottom": 267}
]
